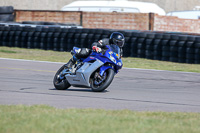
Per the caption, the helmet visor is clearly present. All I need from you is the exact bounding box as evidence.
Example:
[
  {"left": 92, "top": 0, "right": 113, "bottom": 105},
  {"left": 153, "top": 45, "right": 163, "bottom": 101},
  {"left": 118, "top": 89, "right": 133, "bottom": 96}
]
[{"left": 113, "top": 38, "right": 124, "bottom": 47}]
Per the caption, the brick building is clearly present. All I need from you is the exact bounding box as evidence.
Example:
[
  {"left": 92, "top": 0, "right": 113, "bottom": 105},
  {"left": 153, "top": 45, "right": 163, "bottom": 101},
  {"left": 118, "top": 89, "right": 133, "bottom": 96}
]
[
  {"left": 0, "top": 0, "right": 200, "bottom": 13},
  {"left": 15, "top": 10, "right": 200, "bottom": 33}
]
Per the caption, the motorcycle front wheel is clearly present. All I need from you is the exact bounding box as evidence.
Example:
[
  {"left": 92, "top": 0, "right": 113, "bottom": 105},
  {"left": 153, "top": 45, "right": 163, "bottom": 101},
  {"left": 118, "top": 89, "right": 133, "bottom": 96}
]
[
  {"left": 90, "top": 68, "right": 115, "bottom": 92},
  {"left": 53, "top": 64, "right": 71, "bottom": 90}
]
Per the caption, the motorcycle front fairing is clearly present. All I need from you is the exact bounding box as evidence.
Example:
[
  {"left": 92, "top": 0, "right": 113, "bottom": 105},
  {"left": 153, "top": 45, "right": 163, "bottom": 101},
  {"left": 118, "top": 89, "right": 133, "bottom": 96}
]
[
  {"left": 83, "top": 45, "right": 123, "bottom": 76},
  {"left": 83, "top": 53, "right": 114, "bottom": 77}
]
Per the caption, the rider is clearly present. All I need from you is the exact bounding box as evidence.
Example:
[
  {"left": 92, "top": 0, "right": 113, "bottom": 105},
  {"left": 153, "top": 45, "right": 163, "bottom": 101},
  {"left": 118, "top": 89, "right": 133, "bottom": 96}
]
[{"left": 66, "top": 32, "right": 125, "bottom": 68}]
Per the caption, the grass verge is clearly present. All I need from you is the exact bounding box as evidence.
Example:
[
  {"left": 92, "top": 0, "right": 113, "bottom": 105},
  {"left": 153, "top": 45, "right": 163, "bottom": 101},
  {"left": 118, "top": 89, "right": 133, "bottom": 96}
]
[
  {"left": 0, "top": 105, "right": 200, "bottom": 133},
  {"left": 1, "top": 46, "right": 200, "bottom": 73},
  {"left": 0, "top": 49, "right": 17, "bottom": 53}
]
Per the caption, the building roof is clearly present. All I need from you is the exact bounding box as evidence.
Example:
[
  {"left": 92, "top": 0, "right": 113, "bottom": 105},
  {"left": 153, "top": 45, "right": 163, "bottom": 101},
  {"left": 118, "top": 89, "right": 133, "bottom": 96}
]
[
  {"left": 61, "top": 0, "right": 166, "bottom": 15},
  {"left": 167, "top": 10, "right": 200, "bottom": 19}
]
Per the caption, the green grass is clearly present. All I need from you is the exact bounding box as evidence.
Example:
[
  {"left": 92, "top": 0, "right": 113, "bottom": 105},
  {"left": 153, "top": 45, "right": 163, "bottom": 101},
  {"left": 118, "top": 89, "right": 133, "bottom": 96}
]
[
  {"left": 0, "top": 105, "right": 200, "bottom": 133},
  {"left": 0, "top": 46, "right": 72, "bottom": 62},
  {"left": 1, "top": 46, "right": 200, "bottom": 73},
  {"left": 0, "top": 49, "right": 18, "bottom": 53}
]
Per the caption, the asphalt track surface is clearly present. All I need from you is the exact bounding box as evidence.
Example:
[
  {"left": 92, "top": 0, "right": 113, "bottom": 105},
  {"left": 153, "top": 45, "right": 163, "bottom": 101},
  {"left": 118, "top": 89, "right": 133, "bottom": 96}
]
[{"left": 1, "top": 58, "right": 200, "bottom": 112}]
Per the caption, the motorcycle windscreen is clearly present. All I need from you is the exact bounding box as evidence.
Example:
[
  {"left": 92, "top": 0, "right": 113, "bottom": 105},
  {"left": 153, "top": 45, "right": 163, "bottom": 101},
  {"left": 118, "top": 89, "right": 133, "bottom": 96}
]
[{"left": 107, "top": 45, "right": 121, "bottom": 58}]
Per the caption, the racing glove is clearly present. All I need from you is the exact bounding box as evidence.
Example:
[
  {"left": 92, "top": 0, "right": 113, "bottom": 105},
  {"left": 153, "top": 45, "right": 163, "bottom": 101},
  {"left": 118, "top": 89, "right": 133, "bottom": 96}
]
[{"left": 92, "top": 46, "right": 102, "bottom": 53}]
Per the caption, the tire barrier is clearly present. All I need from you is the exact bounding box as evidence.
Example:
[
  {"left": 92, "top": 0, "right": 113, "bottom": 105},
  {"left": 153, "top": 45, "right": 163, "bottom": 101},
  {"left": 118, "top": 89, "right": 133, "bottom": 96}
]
[
  {"left": 0, "top": 6, "right": 14, "bottom": 22},
  {"left": 0, "top": 23, "right": 200, "bottom": 64}
]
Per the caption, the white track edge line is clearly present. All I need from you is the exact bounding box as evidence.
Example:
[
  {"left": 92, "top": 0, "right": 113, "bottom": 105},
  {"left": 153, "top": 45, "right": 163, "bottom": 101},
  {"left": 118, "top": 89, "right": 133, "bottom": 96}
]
[{"left": 0, "top": 57, "right": 64, "bottom": 64}]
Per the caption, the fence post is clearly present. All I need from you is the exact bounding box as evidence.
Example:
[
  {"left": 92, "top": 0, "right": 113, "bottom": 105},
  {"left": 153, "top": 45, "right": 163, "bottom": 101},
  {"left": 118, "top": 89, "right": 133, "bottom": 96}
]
[
  {"left": 80, "top": 11, "right": 83, "bottom": 26},
  {"left": 149, "top": 13, "right": 155, "bottom": 31}
]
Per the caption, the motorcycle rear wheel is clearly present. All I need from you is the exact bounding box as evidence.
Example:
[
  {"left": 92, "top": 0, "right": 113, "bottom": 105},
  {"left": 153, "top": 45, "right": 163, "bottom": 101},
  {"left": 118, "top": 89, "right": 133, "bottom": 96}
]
[
  {"left": 53, "top": 64, "right": 71, "bottom": 90},
  {"left": 90, "top": 69, "right": 115, "bottom": 92}
]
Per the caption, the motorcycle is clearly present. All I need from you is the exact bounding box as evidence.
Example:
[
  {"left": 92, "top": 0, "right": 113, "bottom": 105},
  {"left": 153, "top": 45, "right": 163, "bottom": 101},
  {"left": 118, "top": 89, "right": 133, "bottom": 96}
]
[{"left": 53, "top": 45, "right": 123, "bottom": 92}]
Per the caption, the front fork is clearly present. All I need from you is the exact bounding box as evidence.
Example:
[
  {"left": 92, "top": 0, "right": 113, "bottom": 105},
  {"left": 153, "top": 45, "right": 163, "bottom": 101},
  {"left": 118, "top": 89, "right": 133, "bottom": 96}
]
[
  {"left": 93, "top": 65, "right": 114, "bottom": 86},
  {"left": 94, "top": 71, "right": 107, "bottom": 85}
]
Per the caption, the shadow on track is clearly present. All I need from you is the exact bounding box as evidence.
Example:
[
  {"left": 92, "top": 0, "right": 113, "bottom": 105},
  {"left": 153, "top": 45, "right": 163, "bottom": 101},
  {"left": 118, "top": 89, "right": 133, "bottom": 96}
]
[{"left": 49, "top": 88, "right": 109, "bottom": 93}]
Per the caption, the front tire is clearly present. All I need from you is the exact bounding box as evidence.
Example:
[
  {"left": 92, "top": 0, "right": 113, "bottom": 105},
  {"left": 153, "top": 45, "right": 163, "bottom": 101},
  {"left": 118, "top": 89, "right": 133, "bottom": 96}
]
[
  {"left": 53, "top": 64, "right": 71, "bottom": 90},
  {"left": 90, "top": 69, "right": 115, "bottom": 92}
]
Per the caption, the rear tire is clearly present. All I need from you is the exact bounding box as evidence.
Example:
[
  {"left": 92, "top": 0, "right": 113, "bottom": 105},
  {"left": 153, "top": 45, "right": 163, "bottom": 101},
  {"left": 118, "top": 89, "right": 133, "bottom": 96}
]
[
  {"left": 90, "top": 69, "right": 115, "bottom": 92},
  {"left": 53, "top": 64, "right": 71, "bottom": 90}
]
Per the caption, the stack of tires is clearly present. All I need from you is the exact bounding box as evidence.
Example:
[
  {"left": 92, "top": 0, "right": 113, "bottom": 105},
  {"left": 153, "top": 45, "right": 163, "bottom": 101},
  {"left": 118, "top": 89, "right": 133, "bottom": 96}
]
[
  {"left": 73, "top": 28, "right": 82, "bottom": 48},
  {"left": 194, "top": 37, "right": 200, "bottom": 64},
  {"left": 79, "top": 28, "right": 89, "bottom": 48},
  {"left": 60, "top": 28, "right": 69, "bottom": 51},
  {"left": 13, "top": 26, "right": 22, "bottom": 47},
  {"left": 8, "top": 26, "right": 17, "bottom": 47},
  {"left": 185, "top": 35, "right": 196, "bottom": 63},
  {"left": 39, "top": 26, "right": 49, "bottom": 50},
  {"left": 53, "top": 27, "right": 65, "bottom": 51},
  {"left": 169, "top": 34, "right": 179, "bottom": 62},
  {"left": 20, "top": 26, "right": 29, "bottom": 48},
  {"left": 136, "top": 32, "right": 147, "bottom": 58},
  {"left": 27, "top": 27, "right": 36, "bottom": 49},
  {"left": 145, "top": 33, "right": 156, "bottom": 59},
  {"left": 1, "top": 22, "right": 200, "bottom": 64},
  {"left": 129, "top": 31, "right": 139, "bottom": 57},
  {"left": 66, "top": 28, "right": 76, "bottom": 51},
  {"left": 1, "top": 26, "right": 10, "bottom": 46},
  {"left": 178, "top": 35, "right": 189, "bottom": 63},
  {"left": 153, "top": 33, "right": 163, "bottom": 60},
  {"left": 53, "top": 27, "right": 62, "bottom": 51},
  {"left": 0, "top": 6, "right": 14, "bottom": 22},
  {"left": 123, "top": 31, "right": 133, "bottom": 57},
  {"left": 94, "top": 29, "right": 103, "bottom": 43},
  {"left": 32, "top": 26, "right": 42, "bottom": 49},
  {"left": 160, "top": 33, "right": 171, "bottom": 61}
]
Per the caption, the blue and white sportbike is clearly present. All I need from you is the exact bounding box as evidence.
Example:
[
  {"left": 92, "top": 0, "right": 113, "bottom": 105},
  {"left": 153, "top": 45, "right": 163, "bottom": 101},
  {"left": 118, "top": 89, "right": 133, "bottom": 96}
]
[{"left": 53, "top": 45, "right": 123, "bottom": 92}]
